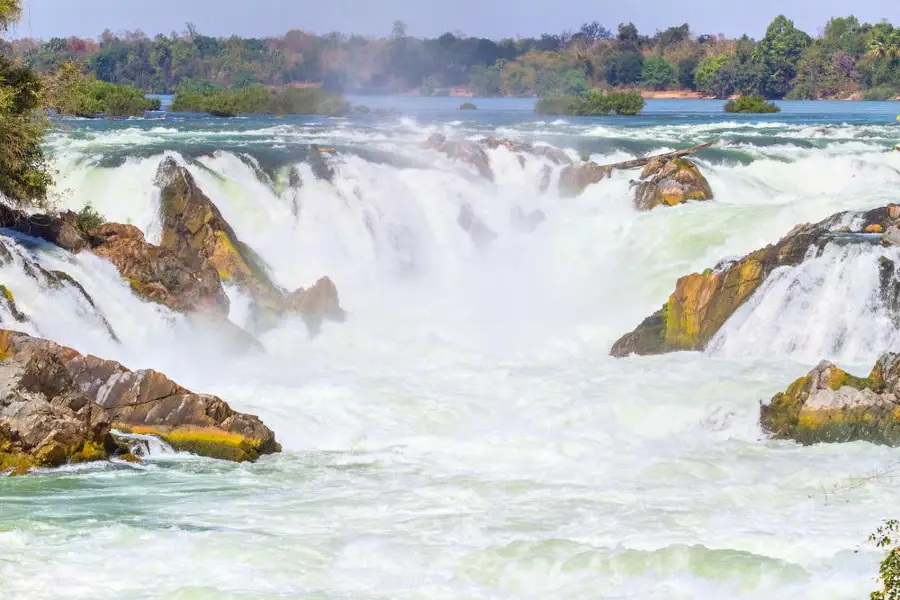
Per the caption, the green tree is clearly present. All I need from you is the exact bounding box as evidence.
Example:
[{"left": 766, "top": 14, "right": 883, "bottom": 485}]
[
  {"left": 642, "top": 55, "right": 677, "bottom": 90},
  {"left": 604, "top": 51, "right": 644, "bottom": 85},
  {"left": 754, "top": 15, "right": 811, "bottom": 97},
  {"left": 694, "top": 54, "right": 729, "bottom": 94}
]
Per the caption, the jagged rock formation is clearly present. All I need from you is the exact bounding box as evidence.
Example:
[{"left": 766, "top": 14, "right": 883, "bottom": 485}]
[
  {"left": 632, "top": 157, "right": 714, "bottom": 210},
  {"left": 761, "top": 354, "right": 900, "bottom": 446},
  {"left": 558, "top": 162, "right": 611, "bottom": 198},
  {"left": 481, "top": 137, "right": 572, "bottom": 166},
  {"left": 424, "top": 134, "right": 493, "bottom": 181},
  {"left": 611, "top": 203, "right": 900, "bottom": 356},
  {"left": 0, "top": 205, "right": 85, "bottom": 252},
  {"left": 0, "top": 329, "right": 279, "bottom": 470}
]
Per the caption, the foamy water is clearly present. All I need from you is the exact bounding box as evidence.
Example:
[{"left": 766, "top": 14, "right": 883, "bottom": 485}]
[{"left": 2, "top": 100, "right": 900, "bottom": 599}]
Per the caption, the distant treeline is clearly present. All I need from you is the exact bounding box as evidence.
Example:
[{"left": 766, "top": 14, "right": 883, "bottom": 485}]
[{"left": 6, "top": 15, "right": 900, "bottom": 99}]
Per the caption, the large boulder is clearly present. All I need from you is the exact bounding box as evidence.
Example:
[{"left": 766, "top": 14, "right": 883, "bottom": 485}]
[
  {"left": 0, "top": 329, "right": 280, "bottom": 463},
  {"left": 611, "top": 204, "right": 900, "bottom": 356},
  {"left": 424, "top": 134, "right": 493, "bottom": 181},
  {"left": 558, "top": 162, "right": 611, "bottom": 198},
  {"left": 481, "top": 137, "right": 572, "bottom": 166},
  {"left": 278, "top": 276, "right": 345, "bottom": 334},
  {"left": 761, "top": 354, "right": 900, "bottom": 446},
  {"left": 632, "top": 157, "right": 713, "bottom": 210},
  {"left": 1, "top": 339, "right": 117, "bottom": 475},
  {"left": 88, "top": 222, "right": 229, "bottom": 315}
]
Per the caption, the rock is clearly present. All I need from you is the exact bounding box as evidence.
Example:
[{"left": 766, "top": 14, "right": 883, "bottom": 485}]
[
  {"left": 278, "top": 276, "right": 345, "bottom": 335},
  {"left": 425, "top": 134, "right": 493, "bottom": 181},
  {"left": 481, "top": 137, "right": 571, "bottom": 166},
  {"left": 0, "top": 284, "right": 26, "bottom": 323},
  {"left": 457, "top": 205, "right": 497, "bottom": 248},
  {"left": 47, "top": 270, "right": 120, "bottom": 343},
  {"left": 0, "top": 205, "right": 85, "bottom": 252},
  {"left": 538, "top": 165, "right": 553, "bottom": 194},
  {"left": 510, "top": 207, "right": 546, "bottom": 233},
  {"left": 866, "top": 223, "right": 884, "bottom": 234},
  {"left": 632, "top": 157, "right": 713, "bottom": 210},
  {"left": 1, "top": 339, "right": 116, "bottom": 475},
  {"left": 761, "top": 354, "right": 900, "bottom": 446},
  {"left": 883, "top": 225, "right": 900, "bottom": 246},
  {"left": 611, "top": 204, "right": 900, "bottom": 357},
  {"left": 558, "top": 162, "right": 611, "bottom": 198},
  {"left": 88, "top": 222, "right": 229, "bottom": 316},
  {"left": 0, "top": 329, "right": 280, "bottom": 462}
]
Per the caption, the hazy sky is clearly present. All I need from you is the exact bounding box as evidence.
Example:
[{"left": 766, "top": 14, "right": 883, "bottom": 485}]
[{"left": 9, "top": 0, "right": 900, "bottom": 40}]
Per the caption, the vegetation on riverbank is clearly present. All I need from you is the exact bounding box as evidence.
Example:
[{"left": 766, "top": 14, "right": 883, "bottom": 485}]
[
  {"left": 535, "top": 89, "right": 645, "bottom": 115},
  {"left": 170, "top": 85, "right": 349, "bottom": 116},
  {"left": 724, "top": 94, "right": 780, "bottom": 113},
  {"left": 8, "top": 15, "right": 900, "bottom": 100},
  {"left": 42, "top": 61, "right": 160, "bottom": 117}
]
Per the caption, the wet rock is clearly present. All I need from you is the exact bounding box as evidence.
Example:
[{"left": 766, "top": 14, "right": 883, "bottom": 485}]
[
  {"left": 1, "top": 338, "right": 116, "bottom": 475},
  {"left": 0, "top": 284, "right": 26, "bottom": 323},
  {"left": 0, "top": 329, "right": 280, "bottom": 462},
  {"left": 457, "top": 205, "right": 497, "bottom": 248},
  {"left": 538, "top": 165, "right": 553, "bottom": 194},
  {"left": 883, "top": 225, "right": 900, "bottom": 246},
  {"left": 425, "top": 134, "right": 493, "bottom": 181},
  {"left": 632, "top": 157, "right": 713, "bottom": 211},
  {"left": 611, "top": 204, "right": 900, "bottom": 357},
  {"left": 761, "top": 354, "right": 900, "bottom": 446},
  {"left": 0, "top": 205, "right": 85, "bottom": 252},
  {"left": 279, "top": 276, "right": 346, "bottom": 335},
  {"left": 88, "top": 222, "right": 229, "bottom": 316},
  {"left": 482, "top": 137, "right": 572, "bottom": 166},
  {"left": 510, "top": 207, "right": 546, "bottom": 233},
  {"left": 558, "top": 162, "right": 611, "bottom": 198}
]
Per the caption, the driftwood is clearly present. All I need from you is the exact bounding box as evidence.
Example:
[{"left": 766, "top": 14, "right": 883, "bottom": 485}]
[{"left": 600, "top": 141, "right": 715, "bottom": 171}]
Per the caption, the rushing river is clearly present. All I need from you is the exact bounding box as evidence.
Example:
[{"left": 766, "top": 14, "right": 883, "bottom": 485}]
[{"left": 2, "top": 98, "right": 900, "bottom": 599}]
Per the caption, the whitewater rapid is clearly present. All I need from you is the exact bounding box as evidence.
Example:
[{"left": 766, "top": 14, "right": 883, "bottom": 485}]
[{"left": 3, "top": 102, "right": 900, "bottom": 599}]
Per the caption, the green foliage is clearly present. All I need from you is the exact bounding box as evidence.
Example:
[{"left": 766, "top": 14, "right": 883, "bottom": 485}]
[
  {"left": 535, "top": 89, "right": 644, "bottom": 116},
  {"left": 43, "top": 61, "right": 159, "bottom": 117},
  {"left": 171, "top": 85, "right": 350, "bottom": 116},
  {"left": 678, "top": 57, "right": 700, "bottom": 90},
  {"left": 861, "top": 86, "right": 900, "bottom": 101},
  {"left": 870, "top": 520, "right": 900, "bottom": 600},
  {"left": 642, "top": 56, "right": 677, "bottom": 90},
  {"left": 754, "top": 15, "right": 812, "bottom": 97},
  {"left": 75, "top": 202, "right": 104, "bottom": 234},
  {"left": 694, "top": 55, "right": 729, "bottom": 94},
  {"left": 604, "top": 51, "right": 644, "bottom": 85},
  {"left": 723, "top": 94, "right": 781, "bottom": 113},
  {"left": 459, "top": 101, "right": 477, "bottom": 110}
]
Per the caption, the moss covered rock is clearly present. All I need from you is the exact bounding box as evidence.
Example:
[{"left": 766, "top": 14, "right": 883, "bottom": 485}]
[
  {"left": 761, "top": 354, "right": 900, "bottom": 446},
  {"left": 633, "top": 157, "right": 713, "bottom": 210},
  {"left": 0, "top": 329, "right": 280, "bottom": 463},
  {"left": 611, "top": 204, "right": 900, "bottom": 356}
]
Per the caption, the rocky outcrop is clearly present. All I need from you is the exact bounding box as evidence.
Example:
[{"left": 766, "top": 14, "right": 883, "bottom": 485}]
[
  {"left": 154, "top": 158, "right": 345, "bottom": 333},
  {"left": 761, "top": 354, "right": 900, "bottom": 446},
  {"left": 425, "top": 134, "right": 493, "bottom": 181},
  {"left": 0, "top": 329, "right": 279, "bottom": 464},
  {"left": 558, "top": 162, "right": 611, "bottom": 197},
  {"left": 1, "top": 336, "right": 118, "bottom": 475},
  {"left": 632, "top": 157, "right": 713, "bottom": 210},
  {"left": 87, "top": 222, "right": 229, "bottom": 315},
  {"left": 0, "top": 205, "right": 85, "bottom": 252},
  {"left": 481, "top": 137, "right": 572, "bottom": 166},
  {"left": 611, "top": 204, "right": 900, "bottom": 356}
]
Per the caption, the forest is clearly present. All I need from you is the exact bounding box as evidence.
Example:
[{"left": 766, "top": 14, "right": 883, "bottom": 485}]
[{"left": 5, "top": 15, "right": 900, "bottom": 99}]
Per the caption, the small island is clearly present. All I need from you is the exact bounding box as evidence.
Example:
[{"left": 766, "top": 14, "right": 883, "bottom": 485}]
[
  {"left": 535, "top": 90, "right": 645, "bottom": 116},
  {"left": 724, "top": 94, "right": 781, "bottom": 113},
  {"left": 171, "top": 85, "right": 350, "bottom": 117},
  {"left": 43, "top": 61, "right": 160, "bottom": 118},
  {"left": 459, "top": 101, "right": 477, "bottom": 110}
]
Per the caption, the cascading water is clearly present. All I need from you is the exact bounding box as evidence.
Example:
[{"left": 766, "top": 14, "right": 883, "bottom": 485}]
[{"left": 4, "top": 100, "right": 900, "bottom": 600}]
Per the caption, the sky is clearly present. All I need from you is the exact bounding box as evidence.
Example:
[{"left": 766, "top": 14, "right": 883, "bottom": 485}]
[{"left": 9, "top": 0, "right": 900, "bottom": 41}]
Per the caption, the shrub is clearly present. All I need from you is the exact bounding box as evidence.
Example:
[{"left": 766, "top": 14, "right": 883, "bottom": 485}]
[
  {"left": 871, "top": 520, "right": 900, "bottom": 600},
  {"left": 862, "top": 86, "right": 900, "bottom": 101},
  {"left": 43, "top": 61, "right": 159, "bottom": 117},
  {"left": 75, "top": 202, "right": 104, "bottom": 235},
  {"left": 642, "top": 56, "right": 678, "bottom": 90},
  {"left": 535, "top": 90, "right": 645, "bottom": 116},
  {"left": 459, "top": 102, "right": 477, "bottom": 110},
  {"left": 723, "top": 94, "right": 781, "bottom": 113},
  {"left": 171, "top": 85, "right": 350, "bottom": 116}
]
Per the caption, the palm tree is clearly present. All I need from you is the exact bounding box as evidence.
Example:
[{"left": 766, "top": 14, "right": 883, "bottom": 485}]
[{"left": 867, "top": 30, "right": 889, "bottom": 59}]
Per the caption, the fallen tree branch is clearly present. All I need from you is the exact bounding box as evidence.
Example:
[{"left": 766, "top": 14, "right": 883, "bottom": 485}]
[{"left": 600, "top": 141, "right": 716, "bottom": 171}]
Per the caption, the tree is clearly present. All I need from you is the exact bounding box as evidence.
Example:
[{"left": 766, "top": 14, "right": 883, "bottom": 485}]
[
  {"left": 694, "top": 54, "right": 729, "bottom": 94},
  {"left": 678, "top": 57, "right": 700, "bottom": 89},
  {"left": 617, "top": 23, "right": 642, "bottom": 52},
  {"left": 754, "top": 15, "right": 811, "bottom": 97},
  {"left": 604, "top": 51, "right": 643, "bottom": 85},
  {"left": 579, "top": 21, "right": 612, "bottom": 41},
  {"left": 642, "top": 55, "right": 677, "bottom": 89}
]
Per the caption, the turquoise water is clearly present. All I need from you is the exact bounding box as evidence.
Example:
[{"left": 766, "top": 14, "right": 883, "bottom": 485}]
[{"left": 2, "top": 99, "right": 900, "bottom": 599}]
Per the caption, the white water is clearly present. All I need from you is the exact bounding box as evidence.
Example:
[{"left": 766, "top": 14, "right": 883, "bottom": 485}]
[{"left": 2, "top": 115, "right": 900, "bottom": 599}]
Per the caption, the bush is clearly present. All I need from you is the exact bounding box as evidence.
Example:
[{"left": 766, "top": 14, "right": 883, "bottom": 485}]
[
  {"left": 43, "top": 61, "right": 159, "bottom": 117},
  {"left": 75, "top": 202, "right": 104, "bottom": 235},
  {"left": 642, "top": 56, "right": 678, "bottom": 90},
  {"left": 723, "top": 94, "right": 781, "bottom": 113},
  {"left": 862, "top": 86, "right": 900, "bottom": 101},
  {"left": 871, "top": 520, "right": 900, "bottom": 600},
  {"left": 459, "top": 102, "right": 477, "bottom": 110},
  {"left": 171, "top": 85, "right": 350, "bottom": 116},
  {"left": 535, "top": 90, "right": 645, "bottom": 116}
]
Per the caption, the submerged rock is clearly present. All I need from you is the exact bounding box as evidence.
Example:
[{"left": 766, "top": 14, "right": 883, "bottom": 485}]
[
  {"left": 0, "top": 329, "right": 280, "bottom": 463},
  {"left": 88, "top": 222, "right": 229, "bottom": 316},
  {"left": 611, "top": 204, "right": 900, "bottom": 357},
  {"left": 278, "top": 276, "right": 346, "bottom": 335},
  {"left": 558, "top": 162, "right": 611, "bottom": 198},
  {"left": 632, "top": 157, "right": 713, "bottom": 210},
  {"left": 425, "top": 134, "right": 493, "bottom": 181},
  {"left": 761, "top": 354, "right": 900, "bottom": 446},
  {"left": 481, "top": 137, "right": 571, "bottom": 166},
  {"left": 457, "top": 205, "right": 498, "bottom": 248}
]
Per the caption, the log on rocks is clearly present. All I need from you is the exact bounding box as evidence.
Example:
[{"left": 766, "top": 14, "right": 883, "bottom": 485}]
[{"left": 599, "top": 141, "right": 715, "bottom": 172}]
